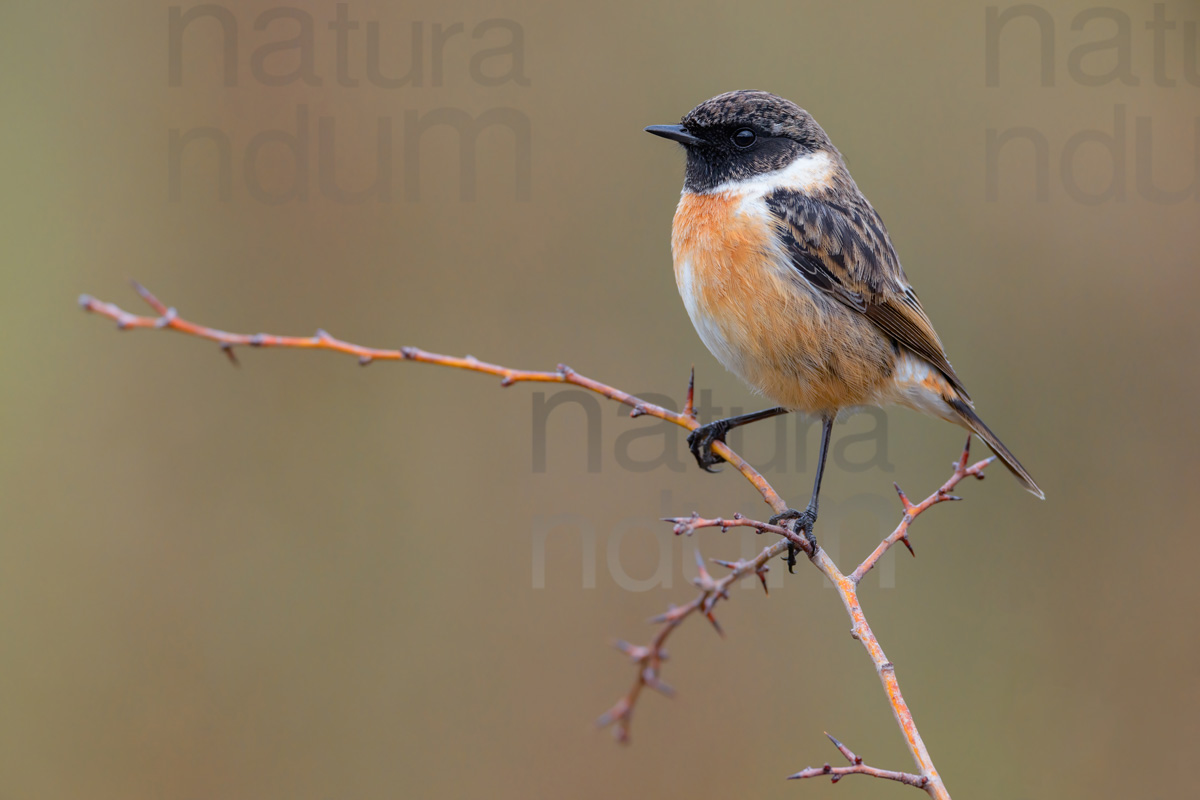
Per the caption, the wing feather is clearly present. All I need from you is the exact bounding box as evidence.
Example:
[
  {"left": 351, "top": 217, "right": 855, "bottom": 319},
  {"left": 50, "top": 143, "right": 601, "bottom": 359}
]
[{"left": 765, "top": 189, "right": 969, "bottom": 398}]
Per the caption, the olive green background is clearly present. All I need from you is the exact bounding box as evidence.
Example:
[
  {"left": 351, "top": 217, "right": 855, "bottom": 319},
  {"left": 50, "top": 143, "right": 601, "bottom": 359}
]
[{"left": 2, "top": 1, "right": 1197, "bottom": 798}]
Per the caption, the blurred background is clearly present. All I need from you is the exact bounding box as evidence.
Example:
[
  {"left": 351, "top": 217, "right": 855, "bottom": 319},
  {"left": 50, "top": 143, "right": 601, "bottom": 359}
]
[{"left": 2, "top": 1, "right": 1197, "bottom": 797}]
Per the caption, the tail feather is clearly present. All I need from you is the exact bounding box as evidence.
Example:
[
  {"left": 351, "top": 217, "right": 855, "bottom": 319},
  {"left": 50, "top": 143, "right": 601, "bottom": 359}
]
[{"left": 946, "top": 396, "right": 1044, "bottom": 499}]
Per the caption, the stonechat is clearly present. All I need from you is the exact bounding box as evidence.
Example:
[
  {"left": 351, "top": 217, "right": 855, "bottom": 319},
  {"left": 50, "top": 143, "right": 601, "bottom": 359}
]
[{"left": 646, "top": 91, "right": 1042, "bottom": 557}]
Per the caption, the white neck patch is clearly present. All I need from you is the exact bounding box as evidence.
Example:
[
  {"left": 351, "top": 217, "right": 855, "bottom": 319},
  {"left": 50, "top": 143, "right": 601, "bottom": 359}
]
[{"left": 699, "top": 150, "right": 837, "bottom": 197}]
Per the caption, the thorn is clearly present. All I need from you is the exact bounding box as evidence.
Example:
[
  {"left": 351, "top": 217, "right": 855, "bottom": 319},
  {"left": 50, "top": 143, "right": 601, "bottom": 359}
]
[
  {"left": 693, "top": 548, "right": 707, "bottom": 572},
  {"left": 78, "top": 294, "right": 93, "bottom": 308},
  {"left": 630, "top": 404, "right": 647, "bottom": 418},
  {"left": 556, "top": 363, "right": 574, "bottom": 377},
  {"left": 499, "top": 374, "right": 514, "bottom": 386},
  {"left": 595, "top": 699, "right": 630, "bottom": 730},
  {"left": 648, "top": 605, "right": 679, "bottom": 625},
  {"left": 612, "top": 639, "right": 641, "bottom": 658},
  {"left": 684, "top": 366, "right": 696, "bottom": 419},
  {"left": 825, "top": 732, "right": 860, "bottom": 764},
  {"left": 901, "top": 536, "right": 915, "bottom": 557},
  {"left": 643, "top": 672, "right": 675, "bottom": 697},
  {"left": 705, "top": 611, "right": 724, "bottom": 637},
  {"left": 893, "top": 482, "right": 915, "bottom": 512},
  {"left": 314, "top": 328, "right": 330, "bottom": 342},
  {"left": 756, "top": 566, "right": 770, "bottom": 594},
  {"left": 220, "top": 342, "right": 239, "bottom": 366},
  {"left": 711, "top": 558, "right": 739, "bottom": 571},
  {"left": 942, "top": 494, "right": 963, "bottom": 502},
  {"left": 358, "top": 355, "right": 373, "bottom": 366},
  {"left": 400, "top": 346, "right": 417, "bottom": 359},
  {"left": 130, "top": 280, "right": 167, "bottom": 314}
]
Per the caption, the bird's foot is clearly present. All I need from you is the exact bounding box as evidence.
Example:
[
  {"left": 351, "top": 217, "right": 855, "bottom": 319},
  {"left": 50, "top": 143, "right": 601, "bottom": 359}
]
[
  {"left": 769, "top": 507, "right": 819, "bottom": 573},
  {"left": 686, "top": 420, "right": 732, "bottom": 472}
]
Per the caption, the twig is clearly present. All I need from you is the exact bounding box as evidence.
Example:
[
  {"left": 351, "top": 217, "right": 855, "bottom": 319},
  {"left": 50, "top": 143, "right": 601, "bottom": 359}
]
[
  {"left": 787, "top": 732, "right": 929, "bottom": 789},
  {"left": 851, "top": 442, "right": 993, "bottom": 584},
  {"left": 597, "top": 514, "right": 799, "bottom": 742},
  {"left": 596, "top": 544, "right": 780, "bottom": 742},
  {"left": 667, "top": 511, "right": 800, "bottom": 542},
  {"left": 79, "top": 283, "right": 787, "bottom": 513},
  {"left": 79, "top": 283, "right": 997, "bottom": 799},
  {"left": 614, "top": 447, "right": 985, "bottom": 799}
]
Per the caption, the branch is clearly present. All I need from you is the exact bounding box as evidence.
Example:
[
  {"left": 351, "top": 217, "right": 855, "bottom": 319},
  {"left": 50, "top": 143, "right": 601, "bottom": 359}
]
[
  {"left": 787, "top": 732, "right": 930, "bottom": 790},
  {"left": 851, "top": 443, "right": 993, "bottom": 584},
  {"left": 79, "top": 283, "right": 996, "bottom": 799},
  {"left": 595, "top": 542, "right": 782, "bottom": 742},
  {"left": 79, "top": 283, "right": 787, "bottom": 513},
  {"left": 606, "top": 445, "right": 985, "bottom": 799}
]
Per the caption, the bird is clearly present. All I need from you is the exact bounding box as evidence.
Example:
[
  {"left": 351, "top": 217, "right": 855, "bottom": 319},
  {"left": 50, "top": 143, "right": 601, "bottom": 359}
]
[{"left": 645, "top": 90, "right": 1042, "bottom": 560}]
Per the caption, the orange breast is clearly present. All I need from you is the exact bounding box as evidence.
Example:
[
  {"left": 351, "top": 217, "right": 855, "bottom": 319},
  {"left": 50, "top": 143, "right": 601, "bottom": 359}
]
[
  {"left": 670, "top": 191, "right": 895, "bottom": 414},
  {"left": 672, "top": 192, "right": 765, "bottom": 272},
  {"left": 672, "top": 191, "right": 792, "bottom": 335}
]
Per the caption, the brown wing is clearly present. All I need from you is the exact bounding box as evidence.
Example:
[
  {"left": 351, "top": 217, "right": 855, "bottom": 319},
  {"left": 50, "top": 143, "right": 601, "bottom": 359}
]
[{"left": 765, "top": 188, "right": 969, "bottom": 399}]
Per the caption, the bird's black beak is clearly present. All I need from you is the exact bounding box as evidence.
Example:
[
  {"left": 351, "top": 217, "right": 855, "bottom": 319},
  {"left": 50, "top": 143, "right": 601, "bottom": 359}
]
[{"left": 644, "top": 124, "right": 703, "bottom": 147}]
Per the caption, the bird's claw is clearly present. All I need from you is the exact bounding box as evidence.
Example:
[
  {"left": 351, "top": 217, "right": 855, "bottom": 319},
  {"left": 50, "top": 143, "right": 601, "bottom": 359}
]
[
  {"left": 687, "top": 420, "right": 731, "bottom": 472},
  {"left": 770, "top": 507, "right": 819, "bottom": 573}
]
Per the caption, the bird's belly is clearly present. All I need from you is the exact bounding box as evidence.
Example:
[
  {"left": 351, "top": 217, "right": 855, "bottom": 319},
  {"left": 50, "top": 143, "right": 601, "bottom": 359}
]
[
  {"left": 671, "top": 192, "right": 894, "bottom": 413},
  {"left": 675, "top": 256, "right": 746, "bottom": 376}
]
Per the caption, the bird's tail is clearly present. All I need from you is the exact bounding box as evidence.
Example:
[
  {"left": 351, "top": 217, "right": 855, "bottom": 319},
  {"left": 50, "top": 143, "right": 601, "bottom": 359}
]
[{"left": 946, "top": 396, "right": 1044, "bottom": 499}]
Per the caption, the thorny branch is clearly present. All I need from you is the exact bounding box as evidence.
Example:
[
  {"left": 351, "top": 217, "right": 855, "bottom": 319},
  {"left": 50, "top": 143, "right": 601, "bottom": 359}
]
[
  {"left": 786, "top": 733, "right": 930, "bottom": 789},
  {"left": 80, "top": 283, "right": 997, "bottom": 799},
  {"left": 80, "top": 283, "right": 786, "bottom": 512}
]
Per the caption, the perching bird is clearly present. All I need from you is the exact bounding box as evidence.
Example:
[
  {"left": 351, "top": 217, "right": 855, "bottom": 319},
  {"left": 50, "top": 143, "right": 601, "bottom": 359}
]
[{"left": 646, "top": 91, "right": 1042, "bottom": 559}]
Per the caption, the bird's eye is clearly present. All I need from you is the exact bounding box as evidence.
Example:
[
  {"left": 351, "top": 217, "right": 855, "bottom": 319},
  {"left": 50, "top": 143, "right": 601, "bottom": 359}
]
[{"left": 731, "top": 128, "right": 757, "bottom": 148}]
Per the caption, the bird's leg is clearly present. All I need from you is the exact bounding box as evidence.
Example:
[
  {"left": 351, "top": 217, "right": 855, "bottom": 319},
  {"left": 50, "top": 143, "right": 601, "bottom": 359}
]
[
  {"left": 769, "top": 414, "right": 834, "bottom": 572},
  {"left": 686, "top": 406, "right": 789, "bottom": 472}
]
